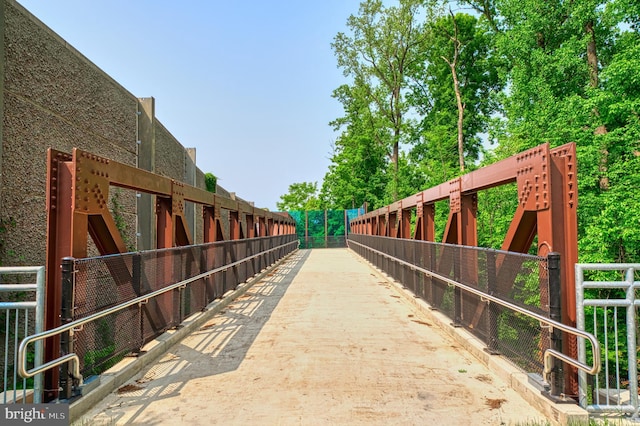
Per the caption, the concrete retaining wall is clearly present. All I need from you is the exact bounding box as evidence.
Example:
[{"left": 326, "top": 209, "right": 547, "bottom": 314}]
[{"left": 0, "top": 0, "right": 221, "bottom": 265}]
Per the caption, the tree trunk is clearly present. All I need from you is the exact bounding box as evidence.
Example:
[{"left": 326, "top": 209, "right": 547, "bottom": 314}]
[
  {"left": 586, "top": 20, "right": 599, "bottom": 88},
  {"left": 452, "top": 66, "right": 465, "bottom": 173},
  {"left": 443, "top": 11, "right": 465, "bottom": 173},
  {"left": 392, "top": 138, "right": 399, "bottom": 201},
  {"left": 586, "top": 19, "right": 609, "bottom": 190}
]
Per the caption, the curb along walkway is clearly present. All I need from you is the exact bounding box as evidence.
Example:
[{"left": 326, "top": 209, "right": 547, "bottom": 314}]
[{"left": 77, "top": 249, "right": 548, "bottom": 425}]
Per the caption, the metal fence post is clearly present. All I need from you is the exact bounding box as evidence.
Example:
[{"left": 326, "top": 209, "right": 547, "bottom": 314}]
[
  {"left": 547, "top": 252, "right": 563, "bottom": 398},
  {"left": 60, "top": 257, "right": 75, "bottom": 400},
  {"left": 453, "top": 246, "right": 462, "bottom": 327},
  {"left": 485, "top": 251, "right": 500, "bottom": 354},
  {"left": 132, "top": 254, "right": 144, "bottom": 349}
]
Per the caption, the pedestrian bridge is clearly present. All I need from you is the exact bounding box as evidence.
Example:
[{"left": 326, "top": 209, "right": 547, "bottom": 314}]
[
  {"left": 5, "top": 143, "right": 638, "bottom": 425},
  {"left": 75, "top": 248, "right": 554, "bottom": 425}
]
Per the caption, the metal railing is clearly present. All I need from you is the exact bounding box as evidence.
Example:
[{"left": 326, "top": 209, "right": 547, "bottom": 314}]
[
  {"left": 576, "top": 263, "right": 640, "bottom": 418},
  {"left": 17, "top": 238, "right": 298, "bottom": 400},
  {"left": 0, "top": 266, "right": 45, "bottom": 404},
  {"left": 348, "top": 236, "right": 600, "bottom": 395}
]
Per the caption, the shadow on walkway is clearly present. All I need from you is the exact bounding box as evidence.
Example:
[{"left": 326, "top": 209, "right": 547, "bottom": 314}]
[{"left": 95, "top": 250, "right": 310, "bottom": 425}]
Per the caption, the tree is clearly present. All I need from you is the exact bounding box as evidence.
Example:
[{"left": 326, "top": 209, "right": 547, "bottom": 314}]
[
  {"left": 408, "top": 11, "right": 500, "bottom": 184},
  {"left": 469, "top": 0, "right": 640, "bottom": 263},
  {"left": 276, "top": 182, "right": 321, "bottom": 211},
  {"left": 332, "top": 0, "right": 434, "bottom": 200},
  {"left": 322, "top": 82, "right": 389, "bottom": 210}
]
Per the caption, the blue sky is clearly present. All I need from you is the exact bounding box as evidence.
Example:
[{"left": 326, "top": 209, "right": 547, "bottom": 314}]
[{"left": 17, "top": 1, "right": 363, "bottom": 210}]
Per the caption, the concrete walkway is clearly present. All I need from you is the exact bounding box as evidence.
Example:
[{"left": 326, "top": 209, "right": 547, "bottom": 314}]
[{"left": 76, "top": 249, "right": 549, "bottom": 425}]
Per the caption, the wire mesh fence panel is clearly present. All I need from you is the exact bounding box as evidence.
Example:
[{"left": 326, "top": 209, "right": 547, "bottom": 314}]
[
  {"left": 68, "top": 235, "right": 297, "bottom": 380},
  {"left": 348, "top": 234, "right": 549, "bottom": 374},
  {"left": 72, "top": 256, "right": 143, "bottom": 378}
]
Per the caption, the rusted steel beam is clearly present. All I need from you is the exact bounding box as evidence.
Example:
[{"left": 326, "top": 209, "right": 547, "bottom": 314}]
[
  {"left": 45, "top": 147, "right": 295, "bottom": 400},
  {"left": 44, "top": 150, "right": 71, "bottom": 401},
  {"left": 246, "top": 214, "right": 255, "bottom": 239},
  {"left": 350, "top": 142, "right": 578, "bottom": 394},
  {"left": 75, "top": 148, "right": 172, "bottom": 196},
  {"left": 203, "top": 207, "right": 216, "bottom": 243}
]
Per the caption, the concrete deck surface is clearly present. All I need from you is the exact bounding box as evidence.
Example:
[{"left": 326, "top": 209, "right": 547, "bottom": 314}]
[{"left": 75, "top": 248, "right": 551, "bottom": 425}]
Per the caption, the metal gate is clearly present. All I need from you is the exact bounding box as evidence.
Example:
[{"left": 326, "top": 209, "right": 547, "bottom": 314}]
[
  {"left": 576, "top": 263, "right": 640, "bottom": 418},
  {"left": 0, "top": 266, "right": 45, "bottom": 403}
]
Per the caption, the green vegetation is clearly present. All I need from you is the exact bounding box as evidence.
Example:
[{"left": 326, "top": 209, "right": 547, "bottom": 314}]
[
  {"left": 110, "top": 188, "right": 134, "bottom": 252},
  {"left": 276, "top": 182, "right": 320, "bottom": 211},
  {"left": 0, "top": 217, "right": 18, "bottom": 265},
  {"left": 204, "top": 172, "right": 217, "bottom": 193},
  {"left": 277, "top": 0, "right": 640, "bottom": 265},
  {"left": 83, "top": 319, "right": 124, "bottom": 377},
  {"left": 274, "top": 1, "right": 640, "bottom": 392}
]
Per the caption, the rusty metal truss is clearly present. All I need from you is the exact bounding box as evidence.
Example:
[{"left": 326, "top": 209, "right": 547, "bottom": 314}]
[
  {"left": 350, "top": 142, "right": 578, "bottom": 393},
  {"left": 44, "top": 147, "right": 295, "bottom": 400}
]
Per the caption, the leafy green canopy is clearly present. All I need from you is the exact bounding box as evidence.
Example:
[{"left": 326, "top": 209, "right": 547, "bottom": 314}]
[
  {"left": 276, "top": 182, "right": 321, "bottom": 211},
  {"left": 278, "top": 0, "right": 640, "bottom": 264}
]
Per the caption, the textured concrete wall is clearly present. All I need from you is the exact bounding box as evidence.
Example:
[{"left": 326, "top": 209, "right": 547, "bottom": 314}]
[{"left": 0, "top": 0, "right": 208, "bottom": 265}]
